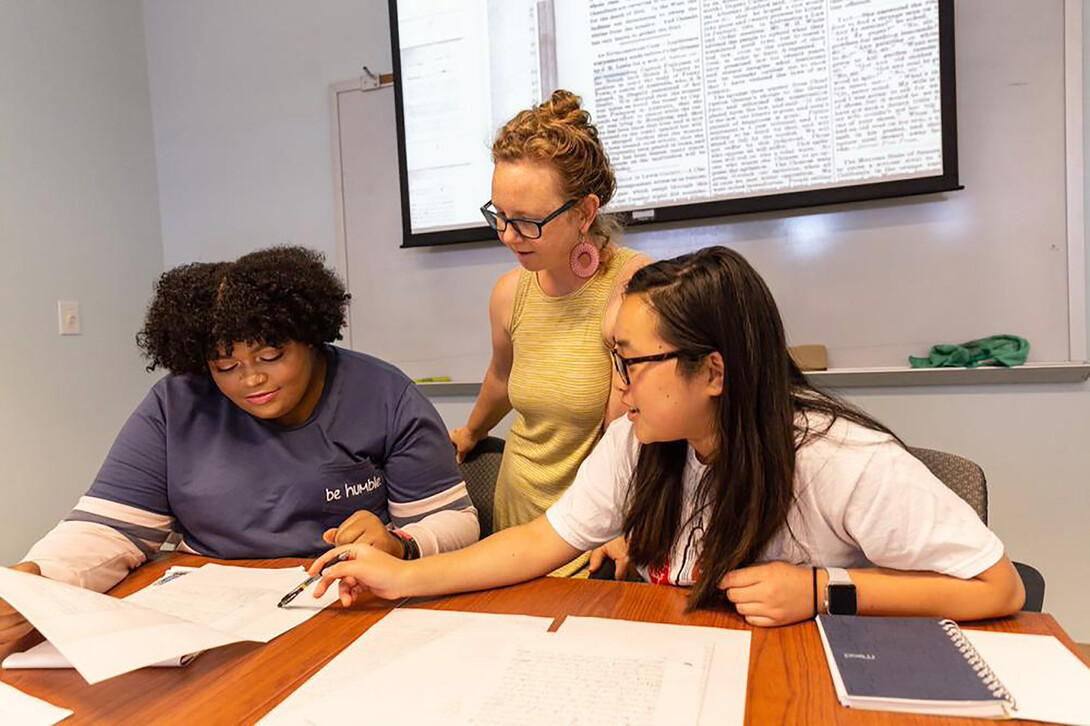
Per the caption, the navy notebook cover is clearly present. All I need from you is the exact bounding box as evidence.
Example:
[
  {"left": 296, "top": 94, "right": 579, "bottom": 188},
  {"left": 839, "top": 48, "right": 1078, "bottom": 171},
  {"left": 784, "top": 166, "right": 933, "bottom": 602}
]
[{"left": 818, "top": 616, "right": 1002, "bottom": 703}]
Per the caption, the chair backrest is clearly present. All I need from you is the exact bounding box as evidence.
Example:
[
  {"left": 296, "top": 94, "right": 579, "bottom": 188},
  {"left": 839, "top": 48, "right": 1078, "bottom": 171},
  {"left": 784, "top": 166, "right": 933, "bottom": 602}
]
[
  {"left": 907, "top": 446, "right": 988, "bottom": 525},
  {"left": 459, "top": 436, "right": 505, "bottom": 538},
  {"left": 906, "top": 446, "right": 1044, "bottom": 612}
]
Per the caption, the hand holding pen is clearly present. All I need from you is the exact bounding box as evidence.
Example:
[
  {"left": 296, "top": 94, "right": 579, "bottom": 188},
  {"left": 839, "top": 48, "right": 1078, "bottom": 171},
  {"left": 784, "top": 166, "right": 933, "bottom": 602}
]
[
  {"left": 307, "top": 544, "right": 412, "bottom": 606},
  {"left": 277, "top": 551, "right": 351, "bottom": 608}
]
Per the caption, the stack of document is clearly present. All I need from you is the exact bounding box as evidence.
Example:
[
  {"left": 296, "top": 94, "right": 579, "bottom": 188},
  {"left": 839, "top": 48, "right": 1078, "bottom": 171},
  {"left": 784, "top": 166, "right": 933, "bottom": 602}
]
[
  {"left": 0, "top": 564, "right": 339, "bottom": 684},
  {"left": 259, "top": 610, "right": 751, "bottom": 726}
]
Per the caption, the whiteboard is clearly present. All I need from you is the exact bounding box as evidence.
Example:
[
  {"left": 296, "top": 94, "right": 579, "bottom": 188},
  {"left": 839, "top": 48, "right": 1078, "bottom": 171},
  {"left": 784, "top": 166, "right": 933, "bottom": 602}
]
[{"left": 333, "top": 0, "right": 1083, "bottom": 383}]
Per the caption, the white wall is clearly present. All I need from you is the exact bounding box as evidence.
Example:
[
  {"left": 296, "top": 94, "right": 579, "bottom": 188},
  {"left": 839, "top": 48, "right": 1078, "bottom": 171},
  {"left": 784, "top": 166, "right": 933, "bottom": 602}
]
[
  {"left": 0, "top": 1, "right": 164, "bottom": 563},
  {"left": 141, "top": 1, "right": 1089, "bottom": 641},
  {"left": 838, "top": 386, "right": 1089, "bottom": 639},
  {"left": 142, "top": 0, "right": 389, "bottom": 267}
]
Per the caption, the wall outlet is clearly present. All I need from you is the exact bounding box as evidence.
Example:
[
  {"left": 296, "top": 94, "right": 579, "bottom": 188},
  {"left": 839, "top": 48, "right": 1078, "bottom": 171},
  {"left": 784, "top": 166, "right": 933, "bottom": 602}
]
[{"left": 58, "top": 300, "right": 81, "bottom": 335}]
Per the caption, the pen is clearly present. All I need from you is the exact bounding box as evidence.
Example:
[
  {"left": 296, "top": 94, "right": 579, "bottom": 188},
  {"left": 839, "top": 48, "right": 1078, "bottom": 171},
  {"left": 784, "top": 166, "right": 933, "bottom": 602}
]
[{"left": 277, "top": 550, "right": 351, "bottom": 608}]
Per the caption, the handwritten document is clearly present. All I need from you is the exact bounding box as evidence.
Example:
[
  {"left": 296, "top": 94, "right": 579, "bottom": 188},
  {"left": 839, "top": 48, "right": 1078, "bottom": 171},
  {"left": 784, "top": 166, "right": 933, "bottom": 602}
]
[
  {"left": 259, "top": 609, "right": 553, "bottom": 725},
  {"left": 262, "top": 609, "right": 712, "bottom": 726},
  {"left": 0, "top": 681, "right": 71, "bottom": 725},
  {"left": 557, "top": 616, "right": 751, "bottom": 726},
  {"left": 467, "top": 632, "right": 710, "bottom": 726}
]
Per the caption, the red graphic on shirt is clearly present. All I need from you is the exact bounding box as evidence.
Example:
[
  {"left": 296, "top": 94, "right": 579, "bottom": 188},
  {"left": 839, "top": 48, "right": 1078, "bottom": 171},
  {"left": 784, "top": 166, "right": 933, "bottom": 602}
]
[
  {"left": 691, "top": 562, "right": 701, "bottom": 582},
  {"left": 647, "top": 561, "right": 671, "bottom": 585}
]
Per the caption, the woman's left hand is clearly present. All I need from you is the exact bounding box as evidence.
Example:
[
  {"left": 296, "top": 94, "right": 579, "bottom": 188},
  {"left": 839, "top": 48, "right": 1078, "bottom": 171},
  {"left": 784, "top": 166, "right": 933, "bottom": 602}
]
[
  {"left": 324, "top": 510, "right": 403, "bottom": 558},
  {"left": 719, "top": 561, "right": 816, "bottom": 627},
  {"left": 589, "top": 536, "right": 631, "bottom": 580}
]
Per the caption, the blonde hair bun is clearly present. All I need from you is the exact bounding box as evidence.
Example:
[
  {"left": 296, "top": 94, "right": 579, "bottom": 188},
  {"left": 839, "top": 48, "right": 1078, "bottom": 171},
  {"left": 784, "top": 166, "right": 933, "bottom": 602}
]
[
  {"left": 542, "top": 89, "right": 588, "bottom": 126},
  {"left": 492, "top": 89, "right": 620, "bottom": 244}
]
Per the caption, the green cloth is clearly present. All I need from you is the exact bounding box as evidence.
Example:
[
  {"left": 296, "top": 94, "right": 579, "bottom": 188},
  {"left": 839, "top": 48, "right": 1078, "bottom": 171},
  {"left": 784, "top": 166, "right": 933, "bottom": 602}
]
[{"left": 908, "top": 335, "right": 1030, "bottom": 368}]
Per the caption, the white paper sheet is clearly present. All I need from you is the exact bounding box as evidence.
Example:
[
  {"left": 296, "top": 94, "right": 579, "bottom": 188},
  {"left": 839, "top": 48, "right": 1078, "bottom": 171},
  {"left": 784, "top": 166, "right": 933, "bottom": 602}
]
[
  {"left": 2, "top": 639, "right": 196, "bottom": 670},
  {"left": 0, "top": 564, "right": 338, "bottom": 684},
  {"left": 282, "top": 611, "right": 710, "bottom": 726},
  {"left": 259, "top": 608, "right": 553, "bottom": 725},
  {"left": 0, "top": 568, "right": 249, "bottom": 684},
  {"left": 123, "top": 564, "right": 339, "bottom": 642},
  {"left": 3, "top": 567, "right": 203, "bottom": 670},
  {"left": 558, "top": 616, "right": 750, "bottom": 726},
  {"left": 464, "top": 631, "right": 710, "bottom": 726},
  {"left": 963, "top": 630, "right": 1090, "bottom": 726},
  {"left": 0, "top": 681, "right": 71, "bottom": 725}
]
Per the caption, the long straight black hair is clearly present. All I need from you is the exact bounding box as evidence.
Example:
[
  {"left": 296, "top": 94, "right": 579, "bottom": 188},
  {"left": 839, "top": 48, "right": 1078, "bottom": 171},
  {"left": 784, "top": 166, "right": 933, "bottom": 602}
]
[{"left": 621, "top": 246, "right": 900, "bottom": 609}]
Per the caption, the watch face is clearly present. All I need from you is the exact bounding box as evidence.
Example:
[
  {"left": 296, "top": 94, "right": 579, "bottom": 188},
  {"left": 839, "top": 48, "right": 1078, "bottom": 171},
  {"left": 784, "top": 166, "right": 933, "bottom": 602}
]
[{"left": 827, "top": 584, "right": 857, "bottom": 615}]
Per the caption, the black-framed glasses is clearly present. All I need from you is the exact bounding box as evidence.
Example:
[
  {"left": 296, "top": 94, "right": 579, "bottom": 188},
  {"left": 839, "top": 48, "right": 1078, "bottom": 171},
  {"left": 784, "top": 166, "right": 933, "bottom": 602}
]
[
  {"left": 480, "top": 198, "right": 578, "bottom": 240},
  {"left": 610, "top": 348, "right": 707, "bottom": 386}
]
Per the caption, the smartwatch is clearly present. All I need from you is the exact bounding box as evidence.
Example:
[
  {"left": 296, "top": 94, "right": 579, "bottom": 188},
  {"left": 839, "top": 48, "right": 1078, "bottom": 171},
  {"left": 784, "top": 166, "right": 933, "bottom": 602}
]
[{"left": 824, "top": 567, "right": 857, "bottom": 615}]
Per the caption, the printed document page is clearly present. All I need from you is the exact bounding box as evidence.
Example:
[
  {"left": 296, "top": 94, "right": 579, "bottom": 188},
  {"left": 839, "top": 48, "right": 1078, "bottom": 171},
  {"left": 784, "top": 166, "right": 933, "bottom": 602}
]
[
  {"left": 558, "top": 616, "right": 750, "bottom": 726},
  {"left": 0, "top": 681, "right": 71, "bottom": 725}
]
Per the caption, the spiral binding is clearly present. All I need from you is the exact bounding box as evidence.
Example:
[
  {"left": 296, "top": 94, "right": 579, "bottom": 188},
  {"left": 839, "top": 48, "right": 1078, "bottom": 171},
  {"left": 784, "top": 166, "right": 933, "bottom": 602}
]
[{"left": 939, "top": 619, "right": 1017, "bottom": 713}]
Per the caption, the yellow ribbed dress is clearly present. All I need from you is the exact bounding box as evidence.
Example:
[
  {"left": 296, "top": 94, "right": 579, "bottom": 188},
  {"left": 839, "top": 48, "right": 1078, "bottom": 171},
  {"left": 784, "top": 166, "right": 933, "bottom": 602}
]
[{"left": 495, "top": 246, "right": 639, "bottom": 577}]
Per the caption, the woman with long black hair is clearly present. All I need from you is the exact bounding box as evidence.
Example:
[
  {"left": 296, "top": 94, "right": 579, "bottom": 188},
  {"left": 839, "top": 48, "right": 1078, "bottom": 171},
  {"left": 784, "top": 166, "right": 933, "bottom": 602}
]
[{"left": 308, "top": 246, "right": 1023, "bottom": 626}]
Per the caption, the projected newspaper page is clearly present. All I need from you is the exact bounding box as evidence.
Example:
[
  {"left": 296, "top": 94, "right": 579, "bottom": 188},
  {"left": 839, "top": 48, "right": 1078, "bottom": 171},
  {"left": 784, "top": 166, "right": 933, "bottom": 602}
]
[{"left": 394, "top": 0, "right": 946, "bottom": 238}]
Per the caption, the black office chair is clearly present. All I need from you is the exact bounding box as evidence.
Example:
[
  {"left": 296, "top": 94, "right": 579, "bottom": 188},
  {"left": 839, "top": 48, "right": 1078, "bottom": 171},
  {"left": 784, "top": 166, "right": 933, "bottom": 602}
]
[
  {"left": 908, "top": 447, "right": 1045, "bottom": 612},
  {"left": 458, "top": 436, "right": 505, "bottom": 538}
]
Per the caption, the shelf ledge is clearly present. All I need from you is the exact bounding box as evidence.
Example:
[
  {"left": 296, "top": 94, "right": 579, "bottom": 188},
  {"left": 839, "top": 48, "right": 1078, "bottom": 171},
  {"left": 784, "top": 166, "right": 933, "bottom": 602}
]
[{"left": 416, "top": 362, "right": 1090, "bottom": 395}]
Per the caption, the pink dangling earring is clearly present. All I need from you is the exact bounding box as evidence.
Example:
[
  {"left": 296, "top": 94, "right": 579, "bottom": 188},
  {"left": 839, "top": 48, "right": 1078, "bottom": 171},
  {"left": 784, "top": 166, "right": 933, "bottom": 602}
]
[{"left": 569, "top": 236, "right": 600, "bottom": 278}]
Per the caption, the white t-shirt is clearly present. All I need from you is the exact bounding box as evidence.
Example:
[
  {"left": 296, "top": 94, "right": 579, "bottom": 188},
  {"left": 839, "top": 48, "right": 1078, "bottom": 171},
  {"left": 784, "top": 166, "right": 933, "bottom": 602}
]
[{"left": 546, "top": 415, "right": 1004, "bottom": 587}]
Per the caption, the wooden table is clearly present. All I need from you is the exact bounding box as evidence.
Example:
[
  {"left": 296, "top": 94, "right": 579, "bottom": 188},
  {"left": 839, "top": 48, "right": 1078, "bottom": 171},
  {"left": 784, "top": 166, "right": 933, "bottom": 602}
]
[{"left": 1, "top": 554, "right": 1085, "bottom": 725}]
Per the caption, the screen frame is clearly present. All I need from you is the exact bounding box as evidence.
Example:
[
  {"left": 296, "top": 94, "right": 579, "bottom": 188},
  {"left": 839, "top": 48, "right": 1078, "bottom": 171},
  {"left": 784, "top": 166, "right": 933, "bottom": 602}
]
[{"left": 389, "top": 0, "right": 959, "bottom": 249}]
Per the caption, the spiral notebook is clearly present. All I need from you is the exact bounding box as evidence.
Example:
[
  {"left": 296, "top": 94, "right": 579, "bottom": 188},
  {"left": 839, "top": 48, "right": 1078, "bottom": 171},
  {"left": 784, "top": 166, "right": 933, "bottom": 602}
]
[{"left": 817, "top": 616, "right": 1090, "bottom": 724}]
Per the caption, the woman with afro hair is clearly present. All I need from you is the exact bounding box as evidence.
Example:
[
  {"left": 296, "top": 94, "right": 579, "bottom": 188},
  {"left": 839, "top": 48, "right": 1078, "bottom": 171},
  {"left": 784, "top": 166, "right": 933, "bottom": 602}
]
[{"left": 1, "top": 246, "right": 477, "bottom": 644}]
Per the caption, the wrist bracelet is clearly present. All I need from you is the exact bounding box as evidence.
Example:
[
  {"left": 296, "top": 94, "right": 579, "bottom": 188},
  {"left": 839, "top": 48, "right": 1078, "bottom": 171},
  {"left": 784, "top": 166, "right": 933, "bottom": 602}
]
[
  {"left": 405, "top": 534, "right": 420, "bottom": 560},
  {"left": 811, "top": 565, "right": 818, "bottom": 618},
  {"left": 390, "top": 529, "right": 420, "bottom": 560}
]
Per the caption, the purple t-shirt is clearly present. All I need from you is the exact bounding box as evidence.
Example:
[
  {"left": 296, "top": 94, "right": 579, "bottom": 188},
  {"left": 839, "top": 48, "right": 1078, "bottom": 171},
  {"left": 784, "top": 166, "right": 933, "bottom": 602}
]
[{"left": 83, "top": 346, "right": 466, "bottom": 558}]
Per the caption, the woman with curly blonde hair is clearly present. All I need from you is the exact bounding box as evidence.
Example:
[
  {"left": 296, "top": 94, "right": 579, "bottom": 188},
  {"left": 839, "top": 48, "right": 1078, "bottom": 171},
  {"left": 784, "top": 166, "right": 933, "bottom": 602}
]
[{"left": 449, "top": 90, "right": 649, "bottom": 576}]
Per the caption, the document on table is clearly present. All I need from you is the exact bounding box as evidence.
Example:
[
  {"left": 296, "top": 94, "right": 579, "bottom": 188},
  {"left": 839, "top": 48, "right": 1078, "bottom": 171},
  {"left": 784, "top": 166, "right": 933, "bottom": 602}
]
[
  {"left": 122, "top": 563, "right": 339, "bottom": 642},
  {"left": 0, "top": 564, "right": 339, "bottom": 684},
  {"left": 2, "top": 639, "right": 199, "bottom": 670},
  {"left": 4, "top": 567, "right": 202, "bottom": 670},
  {"left": 961, "top": 630, "right": 1090, "bottom": 726},
  {"left": 557, "top": 616, "right": 751, "bottom": 726},
  {"left": 0, "top": 681, "right": 71, "bottom": 725},
  {"left": 262, "top": 609, "right": 712, "bottom": 726},
  {"left": 463, "top": 630, "right": 711, "bottom": 726},
  {"left": 259, "top": 608, "right": 554, "bottom": 725}
]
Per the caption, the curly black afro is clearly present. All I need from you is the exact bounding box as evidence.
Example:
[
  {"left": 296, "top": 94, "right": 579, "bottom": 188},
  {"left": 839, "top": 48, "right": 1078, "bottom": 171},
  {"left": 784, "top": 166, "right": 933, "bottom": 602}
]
[{"left": 136, "top": 246, "right": 350, "bottom": 375}]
